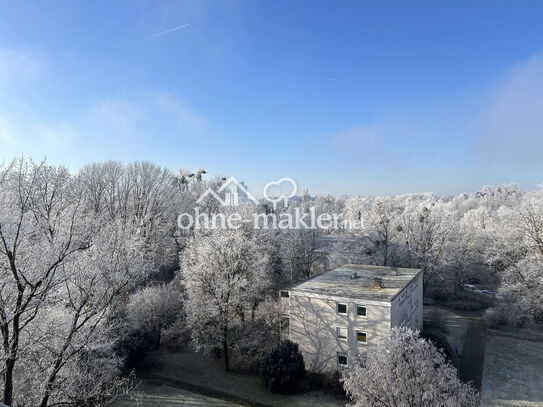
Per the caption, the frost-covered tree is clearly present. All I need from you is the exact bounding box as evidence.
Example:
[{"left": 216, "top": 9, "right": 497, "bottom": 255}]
[
  {"left": 342, "top": 328, "right": 478, "bottom": 407},
  {"left": 181, "top": 229, "right": 269, "bottom": 371},
  {"left": 329, "top": 237, "right": 373, "bottom": 270},
  {"left": 397, "top": 198, "right": 456, "bottom": 283},
  {"left": 344, "top": 197, "right": 403, "bottom": 266},
  {"left": 79, "top": 161, "right": 178, "bottom": 274},
  {"left": 0, "top": 158, "right": 159, "bottom": 406},
  {"left": 0, "top": 159, "right": 93, "bottom": 406},
  {"left": 126, "top": 283, "right": 182, "bottom": 348},
  {"left": 25, "top": 224, "right": 150, "bottom": 407},
  {"left": 499, "top": 255, "right": 543, "bottom": 325},
  {"left": 280, "top": 229, "right": 321, "bottom": 281}
]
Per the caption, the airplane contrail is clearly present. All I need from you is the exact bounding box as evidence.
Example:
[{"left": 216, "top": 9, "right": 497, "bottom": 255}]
[{"left": 147, "top": 24, "right": 191, "bottom": 39}]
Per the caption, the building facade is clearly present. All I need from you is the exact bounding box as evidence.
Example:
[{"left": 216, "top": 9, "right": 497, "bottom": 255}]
[{"left": 280, "top": 264, "right": 423, "bottom": 372}]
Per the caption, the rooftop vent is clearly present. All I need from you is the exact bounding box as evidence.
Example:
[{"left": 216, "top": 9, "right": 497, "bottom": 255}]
[
  {"left": 390, "top": 268, "right": 398, "bottom": 276},
  {"left": 373, "top": 278, "right": 383, "bottom": 289},
  {"left": 351, "top": 272, "right": 359, "bottom": 279}
]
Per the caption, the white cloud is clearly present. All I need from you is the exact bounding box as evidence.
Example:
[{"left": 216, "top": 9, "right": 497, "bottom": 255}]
[
  {"left": 0, "top": 46, "right": 45, "bottom": 87},
  {"left": 477, "top": 52, "right": 543, "bottom": 163},
  {"left": 153, "top": 92, "right": 207, "bottom": 131},
  {"left": 0, "top": 88, "right": 209, "bottom": 167},
  {"left": 85, "top": 98, "right": 145, "bottom": 134},
  {"left": 82, "top": 92, "right": 207, "bottom": 136}
]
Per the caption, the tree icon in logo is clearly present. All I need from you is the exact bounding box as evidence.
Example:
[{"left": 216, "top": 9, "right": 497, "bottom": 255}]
[{"left": 263, "top": 178, "right": 297, "bottom": 210}]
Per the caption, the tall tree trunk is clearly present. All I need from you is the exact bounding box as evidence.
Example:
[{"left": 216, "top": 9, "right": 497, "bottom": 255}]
[
  {"left": 3, "top": 356, "right": 15, "bottom": 406},
  {"left": 223, "top": 326, "right": 230, "bottom": 372},
  {"left": 155, "top": 327, "right": 162, "bottom": 349},
  {"left": 251, "top": 303, "right": 257, "bottom": 323},
  {"left": 3, "top": 289, "right": 22, "bottom": 407}
]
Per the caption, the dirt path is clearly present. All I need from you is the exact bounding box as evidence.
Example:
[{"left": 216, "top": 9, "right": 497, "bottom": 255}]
[
  {"left": 455, "top": 311, "right": 486, "bottom": 390},
  {"left": 424, "top": 305, "right": 486, "bottom": 390}
]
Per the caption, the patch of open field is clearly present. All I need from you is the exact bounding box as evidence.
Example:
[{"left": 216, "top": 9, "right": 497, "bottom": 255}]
[
  {"left": 111, "top": 380, "right": 244, "bottom": 406},
  {"left": 140, "top": 346, "right": 346, "bottom": 407},
  {"left": 481, "top": 334, "right": 543, "bottom": 407}
]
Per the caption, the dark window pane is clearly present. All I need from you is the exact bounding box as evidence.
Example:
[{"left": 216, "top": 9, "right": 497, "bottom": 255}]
[
  {"left": 357, "top": 306, "right": 366, "bottom": 316},
  {"left": 338, "top": 355, "right": 348, "bottom": 365},
  {"left": 280, "top": 291, "right": 289, "bottom": 298},
  {"left": 337, "top": 303, "right": 347, "bottom": 314}
]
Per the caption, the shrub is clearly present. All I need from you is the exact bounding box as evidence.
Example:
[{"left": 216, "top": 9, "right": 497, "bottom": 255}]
[
  {"left": 329, "top": 370, "right": 347, "bottom": 397},
  {"left": 260, "top": 340, "right": 306, "bottom": 393},
  {"left": 114, "top": 328, "right": 156, "bottom": 369},
  {"left": 305, "top": 370, "right": 347, "bottom": 397}
]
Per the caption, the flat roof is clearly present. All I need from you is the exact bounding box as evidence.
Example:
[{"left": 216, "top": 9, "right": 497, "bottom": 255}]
[{"left": 289, "top": 264, "right": 422, "bottom": 302}]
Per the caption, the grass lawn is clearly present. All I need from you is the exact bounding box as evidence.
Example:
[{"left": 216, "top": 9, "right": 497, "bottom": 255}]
[
  {"left": 134, "top": 346, "right": 346, "bottom": 407},
  {"left": 112, "top": 380, "right": 244, "bottom": 406},
  {"left": 481, "top": 333, "right": 543, "bottom": 407}
]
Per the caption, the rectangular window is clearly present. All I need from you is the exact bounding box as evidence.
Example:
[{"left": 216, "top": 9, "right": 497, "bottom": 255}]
[
  {"left": 280, "top": 316, "right": 290, "bottom": 334},
  {"left": 356, "top": 305, "right": 367, "bottom": 317},
  {"left": 336, "top": 327, "right": 348, "bottom": 340},
  {"left": 337, "top": 352, "right": 348, "bottom": 366},
  {"left": 356, "top": 331, "right": 367, "bottom": 344},
  {"left": 280, "top": 290, "right": 289, "bottom": 298},
  {"left": 337, "top": 303, "right": 347, "bottom": 315}
]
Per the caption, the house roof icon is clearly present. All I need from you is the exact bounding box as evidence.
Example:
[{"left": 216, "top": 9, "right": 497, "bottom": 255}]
[{"left": 196, "top": 176, "right": 259, "bottom": 206}]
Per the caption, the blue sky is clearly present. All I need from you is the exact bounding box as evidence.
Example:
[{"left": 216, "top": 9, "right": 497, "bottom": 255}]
[{"left": 1, "top": 1, "right": 543, "bottom": 196}]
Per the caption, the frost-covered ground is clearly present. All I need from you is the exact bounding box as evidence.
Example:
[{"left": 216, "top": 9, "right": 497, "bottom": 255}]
[
  {"left": 112, "top": 381, "right": 244, "bottom": 406},
  {"left": 113, "top": 346, "right": 345, "bottom": 407},
  {"left": 481, "top": 333, "right": 543, "bottom": 407}
]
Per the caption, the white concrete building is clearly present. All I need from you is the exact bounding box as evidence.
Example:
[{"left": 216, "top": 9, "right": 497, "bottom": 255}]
[{"left": 280, "top": 264, "right": 423, "bottom": 372}]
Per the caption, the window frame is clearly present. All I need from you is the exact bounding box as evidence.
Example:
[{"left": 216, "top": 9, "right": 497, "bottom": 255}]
[
  {"left": 337, "top": 352, "right": 348, "bottom": 367},
  {"left": 336, "top": 303, "right": 347, "bottom": 315},
  {"left": 356, "top": 305, "right": 367, "bottom": 318},
  {"left": 336, "top": 327, "right": 348, "bottom": 341}
]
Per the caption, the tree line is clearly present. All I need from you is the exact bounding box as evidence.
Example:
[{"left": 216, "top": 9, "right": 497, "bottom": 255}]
[{"left": 0, "top": 157, "right": 540, "bottom": 406}]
